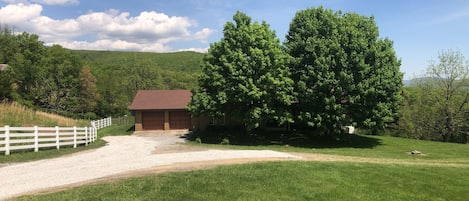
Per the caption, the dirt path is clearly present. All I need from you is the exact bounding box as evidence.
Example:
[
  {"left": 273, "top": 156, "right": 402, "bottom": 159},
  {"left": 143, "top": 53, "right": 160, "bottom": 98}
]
[{"left": 1, "top": 133, "right": 467, "bottom": 200}]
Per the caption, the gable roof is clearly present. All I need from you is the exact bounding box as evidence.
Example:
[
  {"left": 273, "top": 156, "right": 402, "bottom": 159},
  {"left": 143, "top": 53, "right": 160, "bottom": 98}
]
[{"left": 129, "top": 90, "right": 192, "bottom": 110}]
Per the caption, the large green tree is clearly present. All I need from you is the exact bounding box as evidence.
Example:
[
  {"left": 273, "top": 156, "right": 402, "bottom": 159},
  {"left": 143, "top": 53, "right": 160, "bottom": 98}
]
[
  {"left": 285, "top": 7, "right": 403, "bottom": 135},
  {"left": 188, "top": 11, "right": 294, "bottom": 131},
  {"left": 37, "top": 45, "right": 83, "bottom": 113},
  {"left": 8, "top": 32, "right": 46, "bottom": 102},
  {"left": 0, "top": 64, "right": 15, "bottom": 101},
  {"left": 0, "top": 26, "right": 17, "bottom": 101},
  {"left": 0, "top": 25, "right": 18, "bottom": 64}
]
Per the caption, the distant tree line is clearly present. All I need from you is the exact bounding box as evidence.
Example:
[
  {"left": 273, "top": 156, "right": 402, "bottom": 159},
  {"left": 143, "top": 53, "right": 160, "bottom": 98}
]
[
  {"left": 397, "top": 49, "right": 469, "bottom": 143},
  {"left": 0, "top": 25, "right": 201, "bottom": 119},
  {"left": 0, "top": 26, "right": 98, "bottom": 118}
]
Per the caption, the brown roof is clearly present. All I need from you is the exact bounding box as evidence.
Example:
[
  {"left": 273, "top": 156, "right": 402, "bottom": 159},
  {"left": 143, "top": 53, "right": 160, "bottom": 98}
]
[{"left": 129, "top": 90, "right": 192, "bottom": 110}]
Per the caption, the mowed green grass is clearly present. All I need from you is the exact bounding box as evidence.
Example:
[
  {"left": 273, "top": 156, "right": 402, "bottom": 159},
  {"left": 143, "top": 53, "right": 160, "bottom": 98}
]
[
  {"left": 16, "top": 161, "right": 469, "bottom": 201},
  {"left": 192, "top": 133, "right": 469, "bottom": 163},
  {"left": 6, "top": 127, "right": 469, "bottom": 200}
]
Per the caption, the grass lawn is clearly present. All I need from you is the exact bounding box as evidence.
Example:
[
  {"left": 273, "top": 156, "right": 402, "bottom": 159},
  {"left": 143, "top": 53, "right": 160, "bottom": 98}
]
[
  {"left": 15, "top": 161, "right": 469, "bottom": 201},
  {"left": 0, "top": 125, "right": 133, "bottom": 164},
  {"left": 5, "top": 127, "right": 469, "bottom": 200},
  {"left": 190, "top": 133, "right": 469, "bottom": 164}
]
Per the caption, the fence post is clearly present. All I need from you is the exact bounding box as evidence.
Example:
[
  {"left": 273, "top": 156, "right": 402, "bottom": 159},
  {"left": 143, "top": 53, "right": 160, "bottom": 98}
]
[
  {"left": 95, "top": 127, "right": 97, "bottom": 142},
  {"left": 85, "top": 127, "right": 88, "bottom": 146},
  {"left": 34, "top": 126, "right": 39, "bottom": 152},
  {"left": 4, "top": 126, "right": 10, "bottom": 155},
  {"left": 55, "top": 126, "right": 60, "bottom": 150},
  {"left": 73, "top": 126, "right": 77, "bottom": 148}
]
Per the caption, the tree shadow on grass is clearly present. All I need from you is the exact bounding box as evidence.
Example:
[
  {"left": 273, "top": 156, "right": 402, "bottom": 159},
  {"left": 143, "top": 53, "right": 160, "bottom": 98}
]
[
  {"left": 191, "top": 128, "right": 383, "bottom": 149},
  {"left": 287, "top": 133, "right": 383, "bottom": 149}
]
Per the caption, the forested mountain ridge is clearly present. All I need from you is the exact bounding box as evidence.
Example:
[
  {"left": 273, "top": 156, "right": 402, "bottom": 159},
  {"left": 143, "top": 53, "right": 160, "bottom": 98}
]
[
  {"left": 0, "top": 26, "right": 205, "bottom": 118},
  {"left": 72, "top": 50, "right": 205, "bottom": 117},
  {"left": 73, "top": 50, "right": 204, "bottom": 72}
]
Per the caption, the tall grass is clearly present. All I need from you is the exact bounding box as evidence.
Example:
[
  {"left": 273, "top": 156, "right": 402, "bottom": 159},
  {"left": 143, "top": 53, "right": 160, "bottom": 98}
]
[{"left": 0, "top": 102, "right": 88, "bottom": 127}]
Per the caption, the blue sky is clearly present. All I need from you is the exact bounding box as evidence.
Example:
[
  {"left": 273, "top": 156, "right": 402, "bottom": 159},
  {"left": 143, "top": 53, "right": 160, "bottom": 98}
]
[{"left": 1, "top": 0, "right": 468, "bottom": 79}]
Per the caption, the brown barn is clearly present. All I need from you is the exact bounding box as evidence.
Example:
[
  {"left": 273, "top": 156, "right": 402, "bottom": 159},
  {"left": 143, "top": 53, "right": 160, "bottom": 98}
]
[{"left": 129, "top": 90, "right": 194, "bottom": 131}]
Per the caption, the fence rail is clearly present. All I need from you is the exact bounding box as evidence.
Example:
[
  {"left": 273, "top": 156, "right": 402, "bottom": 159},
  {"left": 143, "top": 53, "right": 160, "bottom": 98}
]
[
  {"left": 0, "top": 117, "right": 111, "bottom": 155},
  {"left": 91, "top": 117, "right": 112, "bottom": 130},
  {"left": 0, "top": 126, "right": 97, "bottom": 155}
]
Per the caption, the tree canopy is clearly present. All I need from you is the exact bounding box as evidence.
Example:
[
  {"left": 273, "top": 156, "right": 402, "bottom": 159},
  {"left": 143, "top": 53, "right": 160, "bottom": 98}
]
[
  {"left": 0, "top": 26, "right": 203, "bottom": 118},
  {"left": 398, "top": 50, "right": 469, "bottom": 143},
  {"left": 188, "top": 11, "right": 294, "bottom": 131},
  {"left": 284, "top": 7, "right": 403, "bottom": 135}
]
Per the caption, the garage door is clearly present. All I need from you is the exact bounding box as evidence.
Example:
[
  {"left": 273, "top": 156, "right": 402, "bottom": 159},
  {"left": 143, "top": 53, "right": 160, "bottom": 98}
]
[
  {"left": 142, "top": 111, "right": 164, "bottom": 130},
  {"left": 169, "top": 111, "right": 191, "bottom": 129}
]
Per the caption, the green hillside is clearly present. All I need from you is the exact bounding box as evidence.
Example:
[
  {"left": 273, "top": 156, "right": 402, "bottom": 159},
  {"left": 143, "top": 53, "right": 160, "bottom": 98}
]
[
  {"left": 71, "top": 50, "right": 205, "bottom": 116},
  {"left": 1, "top": 26, "right": 206, "bottom": 118},
  {"left": 0, "top": 102, "right": 88, "bottom": 127},
  {"left": 73, "top": 50, "right": 205, "bottom": 72}
]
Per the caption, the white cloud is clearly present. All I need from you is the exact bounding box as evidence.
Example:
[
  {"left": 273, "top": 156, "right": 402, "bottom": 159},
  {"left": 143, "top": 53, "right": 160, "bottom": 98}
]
[
  {"left": 194, "top": 28, "right": 216, "bottom": 42},
  {"left": 0, "top": 3, "right": 215, "bottom": 52},
  {"left": 0, "top": 3, "right": 41, "bottom": 25},
  {"left": 50, "top": 39, "right": 170, "bottom": 52},
  {"left": 177, "top": 47, "right": 209, "bottom": 53},
  {"left": 75, "top": 10, "right": 195, "bottom": 43},
  {"left": 2, "top": 0, "right": 78, "bottom": 5},
  {"left": 419, "top": 5, "right": 469, "bottom": 27},
  {"left": 437, "top": 6, "right": 469, "bottom": 24},
  {"left": 2, "top": 0, "right": 29, "bottom": 4},
  {"left": 32, "top": 0, "right": 78, "bottom": 5}
]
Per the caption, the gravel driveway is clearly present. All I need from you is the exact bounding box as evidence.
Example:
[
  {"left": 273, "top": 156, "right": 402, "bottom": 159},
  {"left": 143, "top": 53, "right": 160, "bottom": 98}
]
[{"left": 0, "top": 133, "right": 299, "bottom": 200}]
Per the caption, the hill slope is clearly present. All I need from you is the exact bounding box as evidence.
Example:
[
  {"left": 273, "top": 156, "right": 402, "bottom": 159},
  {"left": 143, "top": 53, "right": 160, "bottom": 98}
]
[
  {"left": 73, "top": 50, "right": 205, "bottom": 72},
  {"left": 0, "top": 102, "right": 88, "bottom": 127},
  {"left": 71, "top": 50, "right": 205, "bottom": 116}
]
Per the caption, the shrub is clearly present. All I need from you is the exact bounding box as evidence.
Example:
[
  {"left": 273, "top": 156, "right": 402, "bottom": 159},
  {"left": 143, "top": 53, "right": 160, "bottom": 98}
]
[
  {"left": 195, "top": 137, "right": 202, "bottom": 144},
  {"left": 220, "top": 138, "right": 230, "bottom": 145}
]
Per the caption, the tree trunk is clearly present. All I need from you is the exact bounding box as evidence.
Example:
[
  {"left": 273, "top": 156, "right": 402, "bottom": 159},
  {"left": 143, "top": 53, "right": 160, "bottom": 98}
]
[{"left": 444, "top": 105, "right": 453, "bottom": 142}]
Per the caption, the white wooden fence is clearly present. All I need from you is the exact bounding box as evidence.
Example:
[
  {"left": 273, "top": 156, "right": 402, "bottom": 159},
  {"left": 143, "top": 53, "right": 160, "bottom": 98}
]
[
  {"left": 0, "top": 126, "right": 97, "bottom": 155},
  {"left": 91, "top": 117, "right": 112, "bottom": 130},
  {"left": 0, "top": 117, "right": 112, "bottom": 155}
]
